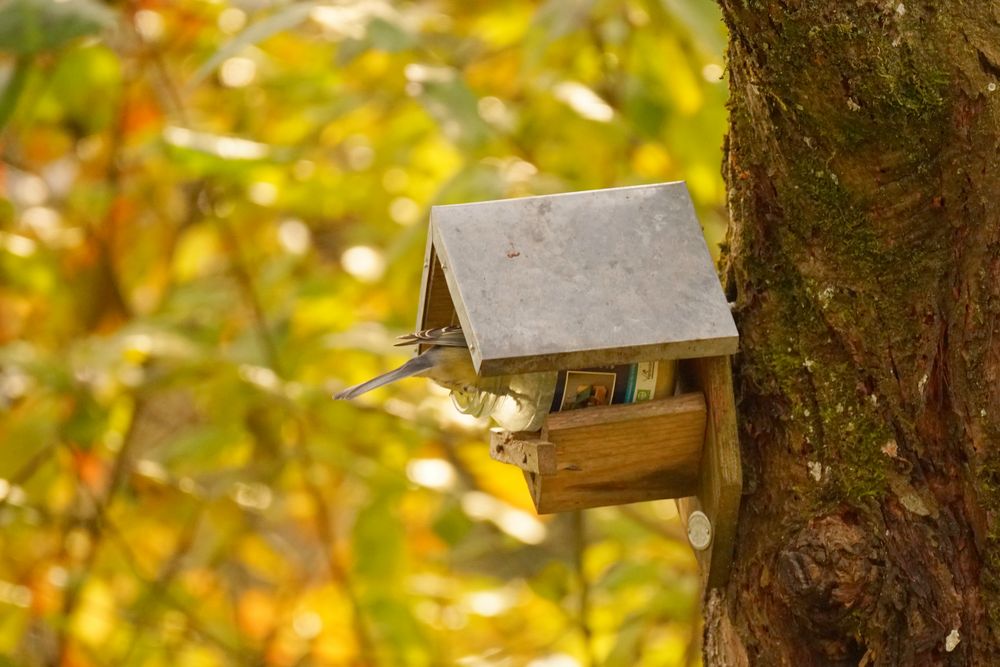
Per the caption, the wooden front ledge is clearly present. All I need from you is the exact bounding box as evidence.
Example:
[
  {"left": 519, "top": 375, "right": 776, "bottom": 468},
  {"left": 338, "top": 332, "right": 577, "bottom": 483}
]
[
  {"left": 490, "top": 392, "right": 707, "bottom": 513},
  {"left": 489, "top": 429, "right": 557, "bottom": 475}
]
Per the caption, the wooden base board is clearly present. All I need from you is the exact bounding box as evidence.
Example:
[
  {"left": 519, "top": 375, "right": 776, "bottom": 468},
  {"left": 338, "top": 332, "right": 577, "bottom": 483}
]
[
  {"left": 486, "top": 355, "right": 741, "bottom": 589},
  {"left": 518, "top": 392, "right": 707, "bottom": 513}
]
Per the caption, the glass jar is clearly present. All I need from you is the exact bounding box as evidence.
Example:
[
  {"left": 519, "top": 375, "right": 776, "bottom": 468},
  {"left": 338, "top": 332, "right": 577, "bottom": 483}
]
[
  {"left": 451, "top": 371, "right": 558, "bottom": 432},
  {"left": 451, "top": 360, "right": 677, "bottom": 432}
]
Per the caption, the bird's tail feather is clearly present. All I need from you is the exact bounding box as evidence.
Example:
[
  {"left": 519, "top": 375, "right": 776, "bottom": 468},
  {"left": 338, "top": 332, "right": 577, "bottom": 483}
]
[{"left": 334, "top": 354, "right": 435, "bottom": 400}]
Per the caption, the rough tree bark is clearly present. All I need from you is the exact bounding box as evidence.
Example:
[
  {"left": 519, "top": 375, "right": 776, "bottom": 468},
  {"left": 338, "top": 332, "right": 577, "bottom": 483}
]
[{"left": 710, "top": 2, "right": 1000, "bottom": 665}]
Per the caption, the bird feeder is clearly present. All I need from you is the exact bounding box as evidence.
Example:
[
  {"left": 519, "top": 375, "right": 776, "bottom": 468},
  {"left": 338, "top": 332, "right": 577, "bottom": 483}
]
[{"left": 416, "top": 182, "right": 741, "bottom": 588}]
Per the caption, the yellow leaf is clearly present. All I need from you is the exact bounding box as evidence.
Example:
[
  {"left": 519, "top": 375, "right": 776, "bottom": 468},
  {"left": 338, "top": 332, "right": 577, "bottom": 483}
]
[
  {"left": 70, "top": 580, "right": 115, "bottom": 647},
  {"left": 171, "top": 225, "right": 222, "bottom": 282},
  {"left": 632, "top": 142, "right": 673, "bottom": 178},
  {"left": 237, "top": 588, "right": 278, "bottom": 641}
]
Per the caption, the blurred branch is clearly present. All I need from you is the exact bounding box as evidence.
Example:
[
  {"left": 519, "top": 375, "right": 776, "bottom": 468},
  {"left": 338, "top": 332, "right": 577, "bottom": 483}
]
[
  {"left": 683, "top": 613, "right": 703, "bottom": 667},
  {"left": 0, "top": 150, "right": 33, "bottom": 172},
  {"left": 218, "top": 216, "right": 284, "bottom": 374},
  {"left": 187, "top": 1, "right": 317, "bottom": 90},
  {"left": 219, "top": 218, "right": 377, "bottom": 663},
  {"left": 100, "top": 512, "right": 251, "bottom": 661},
  {"left": 56, "top": 396, "right": 143, "bottom": 663},
  {"left": 572, "top": 510, "right": 595, "bottom": 667},
  {"left": 80, "top": 37, "right": 137, "bottom": 329},
  {"left": 0, "top": 441, "right": 56, "bottom": 513},
  {"left": 129, "top": 3, "right": 189, "bottom": 126},
  {"left": 617, "top": 504, "right": 688, "bottom": 544},
  {"left": 0, "top": 55, "right": 33, "bottom": 135},
  {"left": 289, "top": 416, "right": 378, "bottom": 664},
  {"left": 145, "top": 43, "right": 188, "bottom": 125}
]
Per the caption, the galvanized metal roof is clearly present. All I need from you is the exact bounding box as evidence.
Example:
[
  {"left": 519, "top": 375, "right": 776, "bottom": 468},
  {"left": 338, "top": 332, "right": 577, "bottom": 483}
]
[{"left": 417, "top": 182, "right": 738, "bottom": 375}]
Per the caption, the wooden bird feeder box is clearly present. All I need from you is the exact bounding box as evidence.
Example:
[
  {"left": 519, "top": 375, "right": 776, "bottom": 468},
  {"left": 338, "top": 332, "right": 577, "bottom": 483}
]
[{"left": 416, "top": 182, "right": 741, "bottom": 588}]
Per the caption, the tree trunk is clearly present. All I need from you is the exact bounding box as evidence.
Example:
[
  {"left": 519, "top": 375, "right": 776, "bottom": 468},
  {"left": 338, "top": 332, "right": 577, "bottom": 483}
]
[{"left": 711, "top": 2, "right": 1000, "bottom": 665}]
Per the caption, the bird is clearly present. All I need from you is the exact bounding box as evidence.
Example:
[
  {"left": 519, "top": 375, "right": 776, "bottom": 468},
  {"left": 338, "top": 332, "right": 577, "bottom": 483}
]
[{"left": 333, "top": 326, "right": 480, "bottom": 400}]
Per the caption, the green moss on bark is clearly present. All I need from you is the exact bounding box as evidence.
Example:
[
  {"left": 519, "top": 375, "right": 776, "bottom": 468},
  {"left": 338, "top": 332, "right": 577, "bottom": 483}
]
[{"left": 717, "top": 0, "right": 1000, "bottom": 662}]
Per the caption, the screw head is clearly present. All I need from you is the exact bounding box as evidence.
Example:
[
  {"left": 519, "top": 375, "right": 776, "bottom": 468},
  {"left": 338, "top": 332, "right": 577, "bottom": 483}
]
[{"left": 687, "top": 510, "right": 713, "bottom": 551}]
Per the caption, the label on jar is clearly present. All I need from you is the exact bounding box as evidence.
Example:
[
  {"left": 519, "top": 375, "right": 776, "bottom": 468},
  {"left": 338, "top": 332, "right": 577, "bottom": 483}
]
[
  {"left": 631, "top": 361, "right": 659, "bottom": 402},
  {"left": 549, "top": 362, "right": 662, "bottom": 412}
]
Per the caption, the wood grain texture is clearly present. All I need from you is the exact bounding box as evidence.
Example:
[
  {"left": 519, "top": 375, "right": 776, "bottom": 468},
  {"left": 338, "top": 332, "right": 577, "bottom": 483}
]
[
  {"left": 545, "top": 391, "right": 703, "bottom": 430},
  {"left": 415, "top": 243, "right": 458, "bottom": 352},
  {"left": 525, "top": 392, "right": 707, "bottom": 513},
  {"left": 489, "top": 428, "right": 556, "bottom": 475},
  {"left": 677, "top": 355, "right": 741, "bottom": 590},
  {"left": 710, "top": 4, "right": 1000, "bottom": 661}
]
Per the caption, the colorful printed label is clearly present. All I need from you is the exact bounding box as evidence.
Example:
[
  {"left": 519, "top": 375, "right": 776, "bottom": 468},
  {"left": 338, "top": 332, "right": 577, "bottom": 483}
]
[{"left": 549, "top": 362, "right": 662, "bottom": 412}]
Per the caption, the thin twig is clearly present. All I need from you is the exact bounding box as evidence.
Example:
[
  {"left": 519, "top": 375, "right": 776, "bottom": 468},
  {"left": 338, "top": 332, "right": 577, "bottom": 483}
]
[
  {"left": 77, "top": 13, "right": 137, "bottom": 328},
  {"left": 56, "top": 395, "right": 143, "bottom": 663},
  {"left": 100, "top": 514, "right": 250, "bottom": 661},
  {"left": 217, "top": 215, "right": 284, "bottom": 374},
  {"left": 0, "top": 55, "right": 33, "bottom": 135},
  {"left": 290, "top": 421, "right": 379, "bottom": 664},
  {"left": 572, "top": 510, "right": 595, "bottom": 667},
  {"left": 0, "top": 441, "right": 57, "bottom": 513},
  {"left": 219, "top": 220, "right": 377, "bottom": 663},
  {"left": 616, "top": 504, "right": 689, "bottom": 544},
  {"left": 683, "top": 613, "right": 704, "bottom": 667}
]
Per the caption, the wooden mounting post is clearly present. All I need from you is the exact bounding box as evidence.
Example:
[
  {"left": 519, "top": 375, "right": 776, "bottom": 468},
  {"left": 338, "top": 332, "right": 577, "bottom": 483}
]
[{"left": 676, "top": 356, "right": 742, "bottom": 590}]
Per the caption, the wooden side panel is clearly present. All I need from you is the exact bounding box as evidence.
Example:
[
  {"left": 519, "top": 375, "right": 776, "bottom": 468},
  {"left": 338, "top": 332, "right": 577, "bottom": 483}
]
[
  {"left": 526, "top": 393, "right": 707, "bottom": 513},
  {"left": 676, "top": 355, "right": 742, "bottom": 589},
  {"left": 417, "top": 244, "right": 458, "bottom": 352}
]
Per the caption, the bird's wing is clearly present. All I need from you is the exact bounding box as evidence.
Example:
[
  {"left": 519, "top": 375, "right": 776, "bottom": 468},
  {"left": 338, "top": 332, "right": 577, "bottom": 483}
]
[
  {"left": 333, "top": 352, "right": 438, "bottom": 399},
  {"left": 394, "top": 326, "right": 467, "bottom": 348}
]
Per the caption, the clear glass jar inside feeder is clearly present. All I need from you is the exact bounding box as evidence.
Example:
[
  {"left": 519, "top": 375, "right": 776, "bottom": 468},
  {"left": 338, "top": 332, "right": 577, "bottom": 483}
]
[{"left": 451, "top": 360, "right": 677, "bottom": 432}]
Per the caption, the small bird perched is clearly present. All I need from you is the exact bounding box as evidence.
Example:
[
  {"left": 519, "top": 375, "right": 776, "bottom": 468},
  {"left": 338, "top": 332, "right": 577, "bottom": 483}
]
[{"left": 333, "top": 326, "right": 480, "bottom": 400}]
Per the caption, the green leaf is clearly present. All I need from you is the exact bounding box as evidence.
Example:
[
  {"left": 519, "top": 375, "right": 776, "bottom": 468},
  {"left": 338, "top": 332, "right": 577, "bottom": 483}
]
[
  {"left": 352, "top": 491, "right": 406, "bottom": 580},
  {"left": 431, "top": 498, "right": 473, "bottom": 545},
  {"left": 36, "top": 45, "right": 122, "bottom": 134},
  {"left": 0, "top": 649, "right": 24, "bottom": 667},
  {"left": 367, "top": 17, "right": 417, "bottom": 52},
  {"left": 0, "top": 0, "right": 116, "bottom": 55},
  {"left": 0, "top": 55, "right": 31, "bottom": 132},
  {"left": 602, "top": 618, "right": 645, "bottom": 667},
  {"left": 409, "top": 68, "right": 491, "bottom": 149},
  {"left": 531, "top": 0, "right": 597, "bottom": 40},
  {"left": 661, "top": 0, "right": 726, "bottom": 55},
  {"left": 188, "top": 1, "right": 317, "bottom": 88}
]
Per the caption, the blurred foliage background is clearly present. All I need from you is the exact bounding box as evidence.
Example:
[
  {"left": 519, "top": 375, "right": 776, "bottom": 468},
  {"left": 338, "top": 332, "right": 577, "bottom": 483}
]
[{"left": 0, "top": 0, "right": 727, "bottom": 665}]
